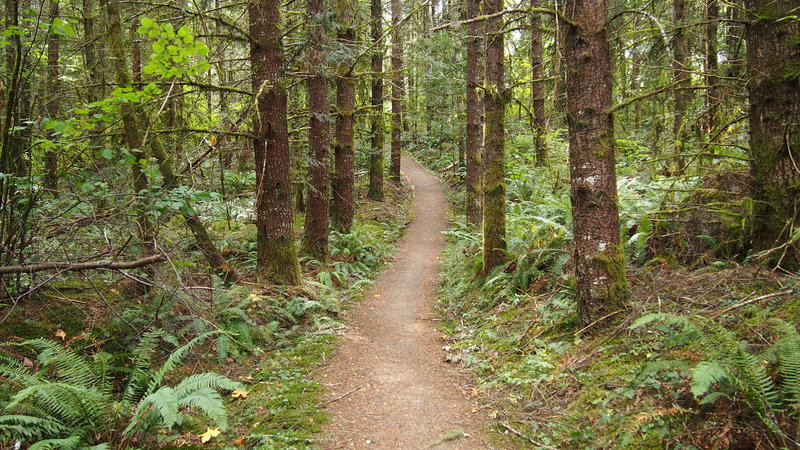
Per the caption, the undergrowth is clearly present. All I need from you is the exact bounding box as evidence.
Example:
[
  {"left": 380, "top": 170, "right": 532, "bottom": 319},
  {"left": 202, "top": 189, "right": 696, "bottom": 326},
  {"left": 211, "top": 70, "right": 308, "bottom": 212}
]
[
  {"left": 418, "top": 134, "right": 800, "bottom": 448},
  {"left": 0, "top": 179, "right": 412, "bottom": 448}
]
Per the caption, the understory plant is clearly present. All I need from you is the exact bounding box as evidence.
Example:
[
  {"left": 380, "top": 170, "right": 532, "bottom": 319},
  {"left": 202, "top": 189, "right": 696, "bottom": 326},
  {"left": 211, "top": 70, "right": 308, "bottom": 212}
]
[
  {"left": 0, "top": 330, "right": 243, "bottom": 448},
  {"left": 632, "top": 314, "right": 800, "bottom": 446}
]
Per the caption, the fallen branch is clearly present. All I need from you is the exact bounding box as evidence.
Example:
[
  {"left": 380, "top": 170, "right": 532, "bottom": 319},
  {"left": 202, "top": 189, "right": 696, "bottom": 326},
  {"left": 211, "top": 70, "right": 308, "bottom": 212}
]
[
  {"left": 500, "top": 422, "right": 556, "bottom": 449},
  {"left": 0, "top": 255, "right": 167, "bottom": 275},
  {"left": 712, "top": 290, "right": 795, "bottom": 318},
  {"left": 325, "top": 386, "right": 362, "bottom": 404}
]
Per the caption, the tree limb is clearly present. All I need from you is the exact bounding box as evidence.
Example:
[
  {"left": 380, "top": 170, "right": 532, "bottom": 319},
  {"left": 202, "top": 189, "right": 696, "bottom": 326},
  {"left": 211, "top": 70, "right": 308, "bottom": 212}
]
[{"left": 0, "top": 255, "right": 167, "bottom": 274}]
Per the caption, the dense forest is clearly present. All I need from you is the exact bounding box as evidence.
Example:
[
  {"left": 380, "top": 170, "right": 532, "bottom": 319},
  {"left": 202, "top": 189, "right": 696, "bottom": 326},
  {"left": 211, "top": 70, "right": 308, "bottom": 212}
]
[{"left": 0, "top": 0, "right": 798, "bottom": 447}]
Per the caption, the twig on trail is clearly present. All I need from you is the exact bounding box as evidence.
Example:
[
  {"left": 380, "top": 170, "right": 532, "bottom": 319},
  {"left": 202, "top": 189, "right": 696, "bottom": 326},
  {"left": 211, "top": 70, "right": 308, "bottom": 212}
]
[
  {"left": 712, "top": 290, "right": 794, "bottom": 318},
  {"left": 326, "top": 386, "right": 362, "bottom": 404},
  {"left": 500, "top": 422, "right": 555, "bottom": 449}
]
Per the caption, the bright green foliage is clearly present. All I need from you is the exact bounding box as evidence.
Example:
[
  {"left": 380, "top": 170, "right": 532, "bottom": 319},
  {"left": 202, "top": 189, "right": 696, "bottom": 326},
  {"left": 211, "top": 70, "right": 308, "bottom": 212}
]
[
  {"left": 137, "top": 19, "right": 211, "bottom": 78},
  {"left": 0, "top": 331, "right": 242, "bottom": 447}
]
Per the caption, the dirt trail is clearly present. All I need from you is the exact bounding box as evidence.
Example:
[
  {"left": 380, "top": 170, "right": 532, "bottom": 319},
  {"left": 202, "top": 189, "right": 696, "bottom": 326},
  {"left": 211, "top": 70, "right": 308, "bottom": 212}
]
[{"left": 319, "top": 156, "right": 491, "bottom": 449}]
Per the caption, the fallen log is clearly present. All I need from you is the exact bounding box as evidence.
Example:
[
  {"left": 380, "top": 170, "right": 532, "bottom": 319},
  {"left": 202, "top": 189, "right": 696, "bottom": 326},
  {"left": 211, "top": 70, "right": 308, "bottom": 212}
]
[{"left": 0, "top": 255, "right": 167, "bottom": 275}]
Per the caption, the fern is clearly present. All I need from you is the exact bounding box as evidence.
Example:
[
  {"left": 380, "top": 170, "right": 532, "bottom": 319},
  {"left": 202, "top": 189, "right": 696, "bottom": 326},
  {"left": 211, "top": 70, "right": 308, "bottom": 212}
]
[
  {"left": 767, "top": 319, "right": 800, "bottom": 411},
  {"left": 28, "top": 435, "right": 82, "bottom": 450},
  {"left": 172, "top": 372, "right": 243, "bottom": 399},
  {"left": 176, "top": 388, "right": 228, "bottom": 428},
  {"left": 632, "top": 313, "right": 800, "bottom": 442},
  {"left": 1, "top": 332, "right": 241, "bottom": 447},
  {"left": 0, "top": 415, "right": 68, "bottom": 440},
  {"left": 143, "top": 330, "right": 224, "bottom": 397}
]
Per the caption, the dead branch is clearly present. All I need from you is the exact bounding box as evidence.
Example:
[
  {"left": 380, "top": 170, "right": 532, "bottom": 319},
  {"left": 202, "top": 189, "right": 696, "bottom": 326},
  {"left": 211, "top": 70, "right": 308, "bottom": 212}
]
[{"left": 0, "top": 255, "right": 167, "bottom": 275}]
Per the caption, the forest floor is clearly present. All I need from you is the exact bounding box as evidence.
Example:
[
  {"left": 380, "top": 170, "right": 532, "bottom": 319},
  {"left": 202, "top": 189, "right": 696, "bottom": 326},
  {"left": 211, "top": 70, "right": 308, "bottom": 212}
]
[{"left": 317, "top": 156, "right": 492, "bottom": 449}]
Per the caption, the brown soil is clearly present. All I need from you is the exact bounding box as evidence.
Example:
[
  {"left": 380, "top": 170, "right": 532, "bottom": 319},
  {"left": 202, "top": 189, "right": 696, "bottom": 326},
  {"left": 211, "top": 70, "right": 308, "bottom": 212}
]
[{"left": 319, "top": 156, "right": 492, "bottom": 449}]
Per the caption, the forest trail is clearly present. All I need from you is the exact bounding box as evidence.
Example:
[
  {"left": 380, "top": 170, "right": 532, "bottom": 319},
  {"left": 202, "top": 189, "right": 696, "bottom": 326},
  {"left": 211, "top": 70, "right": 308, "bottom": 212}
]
[{"left": 319, "top": 156, "right": 490, "bottom": 449}]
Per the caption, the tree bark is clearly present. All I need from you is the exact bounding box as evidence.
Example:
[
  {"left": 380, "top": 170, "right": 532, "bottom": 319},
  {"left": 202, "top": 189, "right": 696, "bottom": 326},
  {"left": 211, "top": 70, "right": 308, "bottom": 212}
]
[
  {"left": 705, "top": 0, "right": 719, "bottom": 137},
  {"left": 250, "top": 0, "right": 301, "bottom": 284},
  {"left": 530, "top": 0, "right": 547, "bottom": 166},
  {"left": 745, "top": 0, "right": 800, "bottom": 266},
  {"left": 108, "top": 0, "right": 237, "bottom": 285},
  {"left": 671, "top": 0, "right": 690, "bottom": 172},
  {"left": 465, "top": 0, "right": 483, "bottom": 227},
  {"left": 44, "top": 0, "right": 60, "bottom": 193},
  {"left": 481, "top": 0, "right": 507, "bottom": 274},
  {"left": 331, "top": 0, "right": 357, "bottom": 233},
  {"left": 389, "top": 0, "right": 404, "bottom": 180},
  {"left": 301, "top": 0, "right": 331, "bottom": 262},
  {"left": 563, "top": 0, "right": 629, "bottom": 330},
  {"left": 106, "top": 0, "right": 154, "bottom": 292},
  {"left": 367, "top": 0, "right": 385, "bottom": 201}
]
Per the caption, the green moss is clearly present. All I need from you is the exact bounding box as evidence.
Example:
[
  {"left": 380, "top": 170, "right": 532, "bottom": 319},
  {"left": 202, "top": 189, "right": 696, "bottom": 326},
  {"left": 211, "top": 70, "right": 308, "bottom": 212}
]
[
  {"left": 592, "top": 244, "right": 631, "bottom": 311},
  {"left": 225, "top": 334, "right": 332, "bottom": 447},
  {"left": 261, "top": 235, "right": 301, "bottom": 285}
]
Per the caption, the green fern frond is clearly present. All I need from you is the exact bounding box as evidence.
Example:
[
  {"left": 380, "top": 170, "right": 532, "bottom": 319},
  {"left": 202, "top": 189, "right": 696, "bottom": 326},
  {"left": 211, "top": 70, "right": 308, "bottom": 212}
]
[
  {"left": 144, "top": 330, "right": 223, "bottom": 397},
  {"left": 176, "top": 387, "right": 228, "bottom": 429},
  {"left": 122, "top": 329, "right": 179, "bottom": 404},
  {"left": 0, "top": 358, "right": 43, "bottom": 388},
  {"left": 28, "top": 434, "right": 82, "bottom": 450},
  {"left": 690, "top": 361, "right": 729, "bottom": 398},
  {"left": 21, "top": 339, "right": 97, "bottom": 387},
  {"left": 0, "top": 414, "right": 68, "bottom": 440},
  {"left": 124, "top": 386, "right": 179, "bottom": 437},
  {"left": 769, "top": 319, "right": 800, "bottom": 409},
  {"left": 5, "top": 382, "right": 109, "bottom": 430},
  {"left": 173, "top": 373, "right": 243, "bottom": 399}
]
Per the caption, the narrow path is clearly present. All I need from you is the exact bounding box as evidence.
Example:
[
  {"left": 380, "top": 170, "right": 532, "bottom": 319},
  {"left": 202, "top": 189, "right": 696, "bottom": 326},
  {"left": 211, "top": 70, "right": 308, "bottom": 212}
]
[{"left": 319, "top": 156, "right": 490, "bottom": 449}]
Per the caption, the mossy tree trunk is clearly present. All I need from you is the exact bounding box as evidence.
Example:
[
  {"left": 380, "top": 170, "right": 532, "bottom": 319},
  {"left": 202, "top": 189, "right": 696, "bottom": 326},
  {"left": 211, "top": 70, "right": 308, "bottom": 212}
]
[
  {"left": 44, "top": 0, "right": 59, "bottom": 193},
  {"left": 389, "top": 0, "right": 404, "bottom": 181},
  {"left": 108, "top": 0, "right": 238, "bottom": 285},
  {"left": 332, "top": 0, "right": 357, "bottom": 233},
  {"left": 367, "top": 0, "right": 385, "bottom": 202},
  {"left": 106, "top": 0, "right": 155, "bottom": 293},
  {"left": 671, "top": 0, "right": 690, "bottom": 173},
  {"left": 481, "top": 0, "right": 507, "bottom": 274},
  {"left": 249, "top": 0, "right": 300, "bottom": 285},
  {"left": 301, "top": 0, "right": 331, "bottom": 262},
  {"left": 465, "top": 0, "right": 483, "bottom": 228},
  {"left": 745, "top": 0, "right": 800, "bottom": 267},
  {"left": 563, "top": 0, "right": 630, "bottom": 330},
  {"left": 530, "top": 0, "right": 547, "bottom": 167},
  {"left": 705, "top": 0, "right": 719, "bottom": 138}
]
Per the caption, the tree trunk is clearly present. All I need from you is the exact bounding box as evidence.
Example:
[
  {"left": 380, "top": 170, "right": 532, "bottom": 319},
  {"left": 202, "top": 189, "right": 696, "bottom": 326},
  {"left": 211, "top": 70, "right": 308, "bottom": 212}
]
[
  {"left": 249, "top": 0, "right": 301, "bottom": 285},
  {"left": 465, "top": 0, "right": 483, "bottom": 227},
  {"left": 106, "top": 0, "right": 154, "bottom": 292},
  {"left": 745, "top": 0, "right": 800, "bottom": 267},
  {"left": 530, "top": 0, "right": 547, "bottom": 166},
  {"left": 481, "top": 0, "right": 507, "bottom": 274},
  {"left": 108, "top": 0, "right": 238, "bottom": 285},
  {"left": 332, "top": 1, "right": 357, "bottom": 233},
  {"left": 389, "top": 0, "right": 404, "bottom": 180},
  {"left": 83, "top": 0, "right": 106, "bottom": 156},
  {"left": 44, "top": 0, "right": 59, "bottom": 193},
  {"left": 563, "top": 0, "right": 629, "bottom": 330},
  {"left": 367, "top": 0, "right": 385, "bottom": 201},
  {"left": 705, "top": 0, "right": 719, "bottom": 137},
  {"left": 301, "top": 0, "right": 331, "bottom": 262},
  {"left": 672, "top": 0, "right": 690, "bottom": 173}
]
